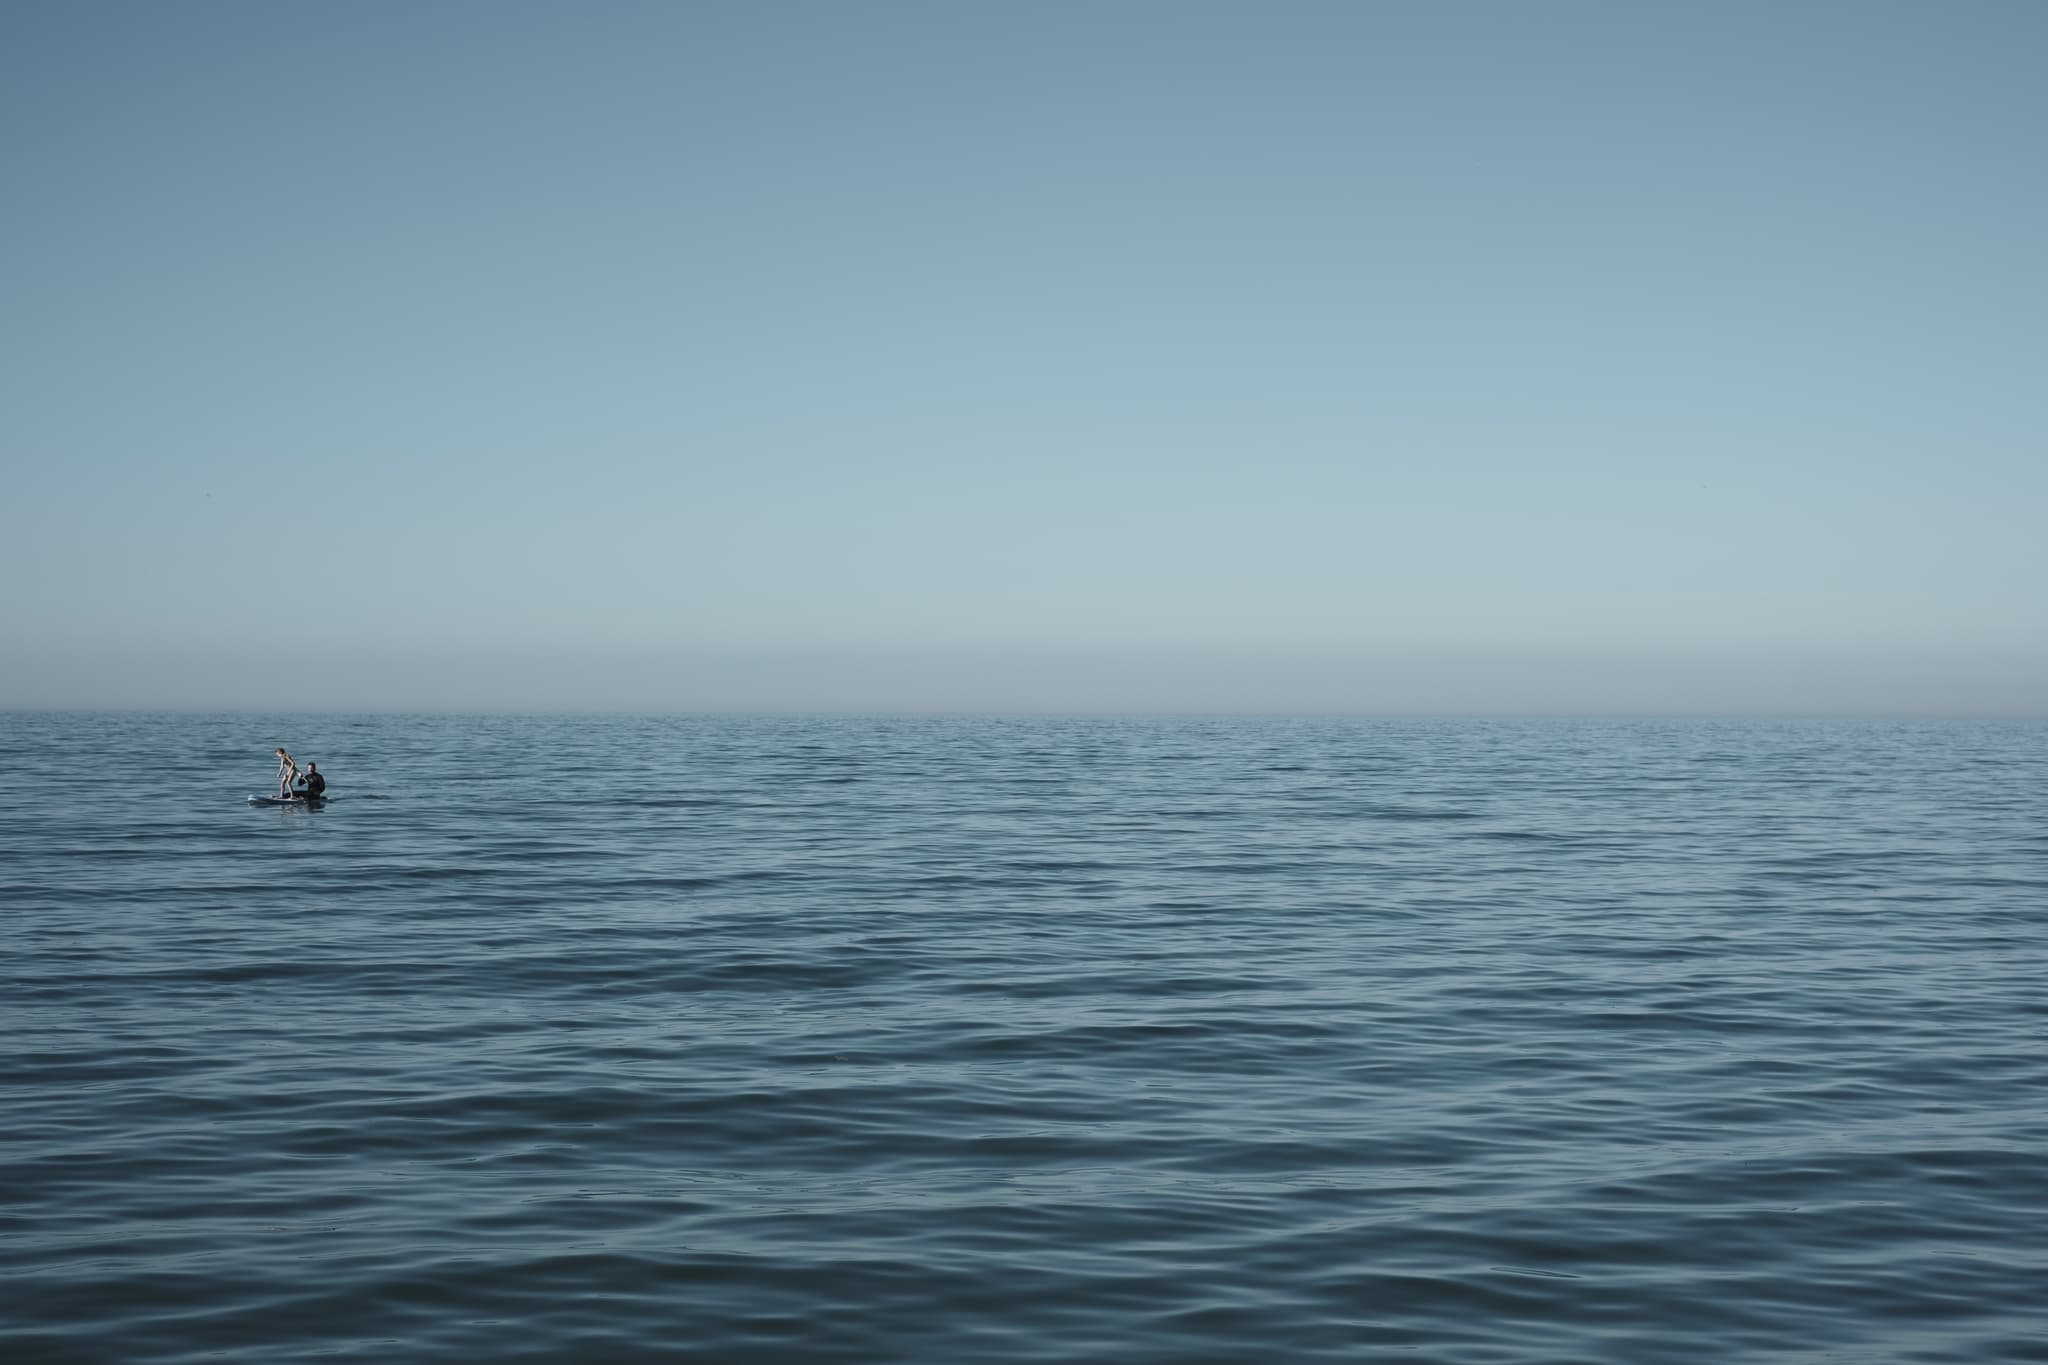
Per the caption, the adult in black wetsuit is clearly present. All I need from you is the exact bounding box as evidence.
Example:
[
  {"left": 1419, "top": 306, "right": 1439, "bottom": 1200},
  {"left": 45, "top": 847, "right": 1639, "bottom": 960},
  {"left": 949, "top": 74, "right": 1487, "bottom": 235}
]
[{"left": 297, "top": 763, "right": 327, "bottom": 800}]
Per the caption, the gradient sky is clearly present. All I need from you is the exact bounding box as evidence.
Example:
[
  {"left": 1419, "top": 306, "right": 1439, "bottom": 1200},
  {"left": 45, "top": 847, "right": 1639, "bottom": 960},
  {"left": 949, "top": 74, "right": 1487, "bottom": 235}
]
[{"left": 4, "top": 1, "right": 2045, "bottom": 712}]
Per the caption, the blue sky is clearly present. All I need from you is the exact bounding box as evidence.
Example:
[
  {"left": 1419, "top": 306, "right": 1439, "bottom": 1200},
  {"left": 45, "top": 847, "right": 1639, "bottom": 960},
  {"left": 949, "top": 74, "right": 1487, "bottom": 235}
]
[{"left": 4, "top": 1, "right": 2044, "bottom": 711}]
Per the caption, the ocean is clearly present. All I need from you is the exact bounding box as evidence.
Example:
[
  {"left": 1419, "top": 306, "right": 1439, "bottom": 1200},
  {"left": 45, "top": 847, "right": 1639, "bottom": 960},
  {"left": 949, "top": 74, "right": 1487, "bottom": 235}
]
[{"left": 3, "top": 712, "right": 2045, "bottom": 1364}]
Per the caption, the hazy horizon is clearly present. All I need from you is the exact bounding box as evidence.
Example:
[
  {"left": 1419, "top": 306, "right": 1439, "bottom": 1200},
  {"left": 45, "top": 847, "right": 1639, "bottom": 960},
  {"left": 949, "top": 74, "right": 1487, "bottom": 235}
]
[
  {"left": 7, "top": 643, "right": 2046, "bottom": 717},
  {"left": 6, "top": 2, "right": 2044, "bottom": 715}
]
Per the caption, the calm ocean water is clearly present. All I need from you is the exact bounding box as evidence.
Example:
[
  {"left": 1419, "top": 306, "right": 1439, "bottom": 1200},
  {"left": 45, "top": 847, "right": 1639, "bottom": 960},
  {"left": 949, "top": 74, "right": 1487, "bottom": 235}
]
[{"left": 3, "top": 713, "right": 2045, "bottom": 1364}]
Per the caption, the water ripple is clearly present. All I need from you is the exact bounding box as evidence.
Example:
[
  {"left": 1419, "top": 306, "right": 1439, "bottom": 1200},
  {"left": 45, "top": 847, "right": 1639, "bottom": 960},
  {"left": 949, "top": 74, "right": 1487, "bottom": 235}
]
[{"left": 2, "top": 714, "right": 2046, "bottom": 1362}]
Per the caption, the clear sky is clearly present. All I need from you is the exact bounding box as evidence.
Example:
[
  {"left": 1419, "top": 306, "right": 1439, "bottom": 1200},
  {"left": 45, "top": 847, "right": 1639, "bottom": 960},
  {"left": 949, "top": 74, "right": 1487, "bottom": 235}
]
[{"left": 4, "top": 1, "right": 2044, "bottom": 712}]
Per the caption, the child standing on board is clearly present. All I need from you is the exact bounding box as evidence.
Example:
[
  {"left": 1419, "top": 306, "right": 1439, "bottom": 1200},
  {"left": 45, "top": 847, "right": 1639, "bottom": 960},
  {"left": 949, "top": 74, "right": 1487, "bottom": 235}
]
[{"left": 274, "top": 747, "right": 299, "bottom": 800}]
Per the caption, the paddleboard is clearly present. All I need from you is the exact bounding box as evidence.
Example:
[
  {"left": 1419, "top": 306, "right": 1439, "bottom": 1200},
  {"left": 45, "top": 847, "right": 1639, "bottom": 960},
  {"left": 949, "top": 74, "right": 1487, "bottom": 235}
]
[{"left": 248, "top": 795, "right": 329, "bottom": 806}]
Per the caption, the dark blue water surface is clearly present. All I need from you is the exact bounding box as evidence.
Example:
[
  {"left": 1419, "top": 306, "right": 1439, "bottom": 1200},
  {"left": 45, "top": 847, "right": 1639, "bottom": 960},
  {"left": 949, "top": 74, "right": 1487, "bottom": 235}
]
[{"left": 3, "top": 713, "right": 2046, "bottom": 1364}]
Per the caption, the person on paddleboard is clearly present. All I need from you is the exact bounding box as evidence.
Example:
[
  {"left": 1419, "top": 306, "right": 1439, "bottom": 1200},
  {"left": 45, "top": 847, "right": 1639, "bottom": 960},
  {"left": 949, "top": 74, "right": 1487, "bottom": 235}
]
[
  {"left": 297, "top": 763, "right": 327, "bottom": 800},
  {"left": 274, "top": 747, "right": 299, "bottom": 799}
]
